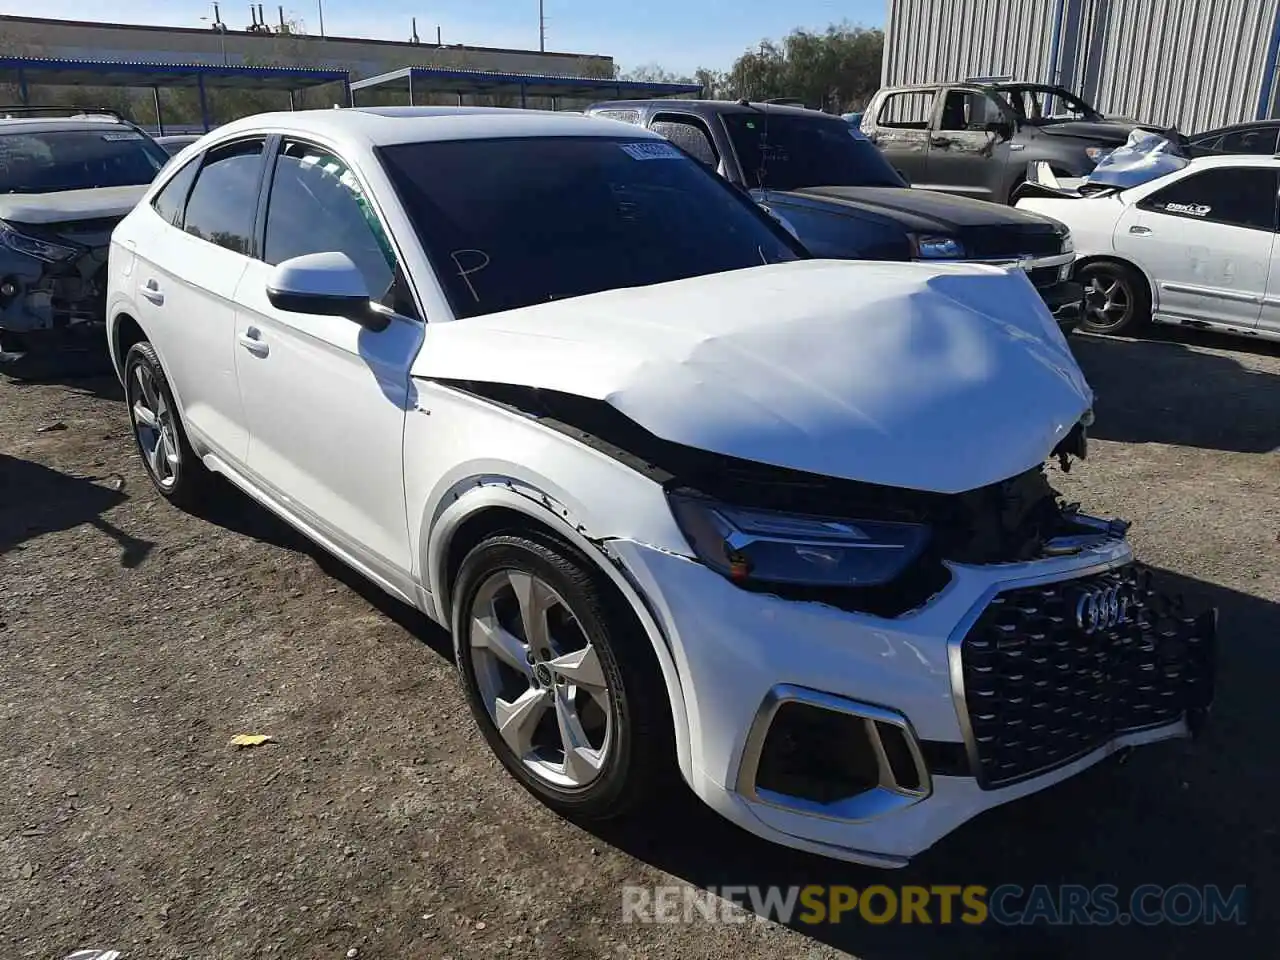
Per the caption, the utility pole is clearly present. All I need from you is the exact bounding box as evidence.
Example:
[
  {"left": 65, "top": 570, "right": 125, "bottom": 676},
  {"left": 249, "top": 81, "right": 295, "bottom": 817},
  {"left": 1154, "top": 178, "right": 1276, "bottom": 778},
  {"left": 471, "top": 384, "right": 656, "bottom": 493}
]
[
  {"left": 317, "top": 0, "right": 325, "bottom": 36},
  {"left": 539, "top": 0, "right": 545, "bottom": 52}
]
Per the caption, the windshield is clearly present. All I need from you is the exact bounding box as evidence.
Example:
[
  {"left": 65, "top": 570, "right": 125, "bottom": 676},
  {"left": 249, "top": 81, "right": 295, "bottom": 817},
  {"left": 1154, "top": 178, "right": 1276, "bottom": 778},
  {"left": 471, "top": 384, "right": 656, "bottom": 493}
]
[
  {"left": 724, "top": 112, "right": 906, "bottom": 191},
  {"left": 996, "top": 85, "right": 1102, "bottom": 123},
  {"left": 0, "top": 129, "right": 169, "bottom": 194},
  {"left": 377, "top": 136, "right": 804, "bottom": 320}
]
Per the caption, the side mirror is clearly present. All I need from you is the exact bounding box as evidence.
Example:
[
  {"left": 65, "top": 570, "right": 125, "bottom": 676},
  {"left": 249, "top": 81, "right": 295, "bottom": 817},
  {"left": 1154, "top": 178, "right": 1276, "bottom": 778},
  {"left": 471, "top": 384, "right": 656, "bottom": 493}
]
[
  {"left": 265, "top": 251, "right": 388, "bottom": 332},
  {"left": 986, "top": 120, "right": 1014, "bottom": 140}
]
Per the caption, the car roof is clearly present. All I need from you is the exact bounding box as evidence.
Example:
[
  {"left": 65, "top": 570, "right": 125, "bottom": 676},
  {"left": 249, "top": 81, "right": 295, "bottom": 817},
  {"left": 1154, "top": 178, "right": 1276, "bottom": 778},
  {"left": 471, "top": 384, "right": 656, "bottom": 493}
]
[
  {"left": 587, "top": 99, "right": 842, "bottom": 120},
  {"left": 206, "top": 105, "right": 658, "bottom": 151},
  {"left": 0, "top": 115, "right": 137, "bottom": 135},
  {"left": 1191, "top": 119, "right": 1280, "bottom": 139},
  {"left": 1183, "top": 152, "right": 1280, "bottom": 169}
]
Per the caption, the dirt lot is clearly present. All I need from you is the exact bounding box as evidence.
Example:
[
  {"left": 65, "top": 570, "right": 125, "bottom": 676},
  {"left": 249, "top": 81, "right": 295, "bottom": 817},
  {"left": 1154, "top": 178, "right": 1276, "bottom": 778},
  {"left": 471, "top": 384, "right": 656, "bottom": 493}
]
[{"left": 1, "top": 328, "right": 1277, "bottom": 960}]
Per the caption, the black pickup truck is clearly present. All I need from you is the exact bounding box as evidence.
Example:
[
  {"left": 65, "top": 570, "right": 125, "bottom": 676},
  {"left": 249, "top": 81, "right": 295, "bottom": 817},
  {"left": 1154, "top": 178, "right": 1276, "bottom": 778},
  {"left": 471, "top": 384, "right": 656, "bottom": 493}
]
[{"left": 584, "top": 98, "right": 1083, "bottom": 334}]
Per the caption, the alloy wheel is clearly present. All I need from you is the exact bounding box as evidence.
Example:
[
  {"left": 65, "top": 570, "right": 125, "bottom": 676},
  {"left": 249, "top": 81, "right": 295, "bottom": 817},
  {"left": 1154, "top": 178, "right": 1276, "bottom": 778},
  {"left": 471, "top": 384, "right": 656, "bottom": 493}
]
[
  {"left": 1084, "top": 273, "right": 1132, "bottom": 331},
  {"left": 468, "top": 568, "right": 612, "bottom": 789},
  {"left": 129, "top": 362, "right": 181, "bottom": 490}
]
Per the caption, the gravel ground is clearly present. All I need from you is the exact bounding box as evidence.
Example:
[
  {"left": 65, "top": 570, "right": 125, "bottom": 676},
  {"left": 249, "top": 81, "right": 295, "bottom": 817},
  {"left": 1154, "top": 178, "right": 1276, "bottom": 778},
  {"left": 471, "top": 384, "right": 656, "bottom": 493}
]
[{"left": 1, "top": 327, "right": 1276, "bottom": 960}]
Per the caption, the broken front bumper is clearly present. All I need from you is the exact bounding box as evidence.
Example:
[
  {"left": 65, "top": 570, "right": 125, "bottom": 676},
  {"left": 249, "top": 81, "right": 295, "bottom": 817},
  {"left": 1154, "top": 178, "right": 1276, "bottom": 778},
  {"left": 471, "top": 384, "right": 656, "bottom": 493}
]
[
  {"left": 1036, "top": 278, "right": 1085, "bottom": 336},
  {"left": 0, "top": 247, "right": 112, "bottom": 374},
  {"left": 610, "top": 537, "right": 1216, "bottom": 866}
]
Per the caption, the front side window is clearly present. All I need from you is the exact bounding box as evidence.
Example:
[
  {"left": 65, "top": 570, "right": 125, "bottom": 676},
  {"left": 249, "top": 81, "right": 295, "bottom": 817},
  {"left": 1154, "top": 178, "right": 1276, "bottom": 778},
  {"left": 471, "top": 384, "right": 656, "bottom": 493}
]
[
  {"left": 0, "top": 128, "right": 168, "bottom": 194},
  {"left": 938, "top": 91, "right": 1004, "bottom": 131},
  {"left": 183, "top": 139, "right": 265, "bottom": 255},
  {"left": 377, "top": 135, "right": 803, "bottom": 320},
  {"left": 263, "top": 141, "right": 397, "bottom": 303},
  {"left": 723, "top": 113, "right": 906, "bottom": 190},
  {"left": 1140, "top": 167, "right": 1277, "bottom": 231}
]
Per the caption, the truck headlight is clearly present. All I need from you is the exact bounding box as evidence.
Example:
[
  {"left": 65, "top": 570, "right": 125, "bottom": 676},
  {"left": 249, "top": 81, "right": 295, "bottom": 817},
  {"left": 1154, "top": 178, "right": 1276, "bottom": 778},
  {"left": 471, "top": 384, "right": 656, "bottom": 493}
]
[
  {"left": 1061, "top": 231, "right": 1074, "bottom": 254},
  {"left": 908, "top": 234, "right": 965, "bottom": 259},
  {"left": 668, "top": 492, "right": 931, "bottom": 587},
  {"left": 0, "top": 221, "right": 79, "bottom": 263}
]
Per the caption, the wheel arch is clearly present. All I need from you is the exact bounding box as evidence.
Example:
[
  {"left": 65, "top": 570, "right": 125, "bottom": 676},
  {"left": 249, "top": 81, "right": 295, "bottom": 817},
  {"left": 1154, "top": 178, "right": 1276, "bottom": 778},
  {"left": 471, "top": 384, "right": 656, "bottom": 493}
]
[
  {"left": 1075, "top": 253, "right": 1156, "bottom": 309},
  {"left": 108, "top": 310, "right": 147, "bottom": 384},
  {"left": 425, "top": 482, "right": 695, "bottom": 784}
]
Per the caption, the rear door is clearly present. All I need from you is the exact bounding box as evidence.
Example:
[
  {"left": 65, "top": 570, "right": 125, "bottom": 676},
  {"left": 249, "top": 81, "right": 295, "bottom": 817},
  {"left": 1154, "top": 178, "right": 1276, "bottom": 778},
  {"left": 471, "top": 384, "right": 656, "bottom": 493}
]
[
  {"left": 924, "top": 87, "right": 1012, "bottom": 201},
  {"left": 866, "top": 88, "right": 936, "bottom": 186},
  {"left": 130, "top": 138, "right": 267, "bottom": 463},
  {"left": 1116, "top": 164, "right": 1276, "bottom": 329}
]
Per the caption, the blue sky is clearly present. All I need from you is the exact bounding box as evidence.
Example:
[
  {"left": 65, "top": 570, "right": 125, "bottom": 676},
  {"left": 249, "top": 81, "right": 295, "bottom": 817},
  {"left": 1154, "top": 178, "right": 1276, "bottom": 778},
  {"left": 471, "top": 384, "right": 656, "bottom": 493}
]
[{"left": 0, "top": 1, "right": 885, "bottom": 75}]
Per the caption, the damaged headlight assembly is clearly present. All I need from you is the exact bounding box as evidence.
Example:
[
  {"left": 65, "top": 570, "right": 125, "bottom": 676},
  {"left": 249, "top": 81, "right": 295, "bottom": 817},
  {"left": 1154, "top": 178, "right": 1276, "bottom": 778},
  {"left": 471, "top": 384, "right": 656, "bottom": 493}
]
[
  {"left": 907, "top": 234, "right": 965, "bottom": 260},
  {"left": 667, "top": 492, "right": 930, "bottom": 587},
  {"left": 0, "top": 221, "right": 80, "bottom": 263}
]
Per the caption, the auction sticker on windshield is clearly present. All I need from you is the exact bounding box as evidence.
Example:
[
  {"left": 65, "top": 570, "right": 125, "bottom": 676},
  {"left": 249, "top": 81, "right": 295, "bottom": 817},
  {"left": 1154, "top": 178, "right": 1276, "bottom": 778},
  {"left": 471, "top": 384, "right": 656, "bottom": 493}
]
[{"left": 620, "top": 141, "right": 685, "bottom": 160}]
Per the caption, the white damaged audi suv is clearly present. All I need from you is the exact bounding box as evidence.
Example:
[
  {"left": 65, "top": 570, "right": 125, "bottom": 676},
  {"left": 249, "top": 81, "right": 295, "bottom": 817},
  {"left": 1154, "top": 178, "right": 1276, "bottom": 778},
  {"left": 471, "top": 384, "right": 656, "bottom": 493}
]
[{"left": 105, "top": 107, "right": 1215, "bottom": 866}]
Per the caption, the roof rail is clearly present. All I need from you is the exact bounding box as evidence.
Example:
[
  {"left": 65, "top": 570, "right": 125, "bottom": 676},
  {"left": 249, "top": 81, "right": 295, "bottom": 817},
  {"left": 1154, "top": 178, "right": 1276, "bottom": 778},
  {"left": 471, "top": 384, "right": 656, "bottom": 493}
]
[
  {"left": 0, "top": 104, "right": 126, "bottom": 121},
  {"left": 764, "top": 97, "right": 807, "bottom": 106},
  {"left": 964, "top": 75, "right": 1018, "bottom": 84}
]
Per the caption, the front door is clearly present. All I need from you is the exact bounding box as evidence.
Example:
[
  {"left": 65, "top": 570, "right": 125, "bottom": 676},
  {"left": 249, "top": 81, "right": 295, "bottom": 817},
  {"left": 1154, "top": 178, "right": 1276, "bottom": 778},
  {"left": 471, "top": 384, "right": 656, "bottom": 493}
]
[
  {"left": 924, "top": 89, "right": 1011, "bottom": 201},
  {"left": 1118, "top": 165, "right": 1276, "bottom": 329},
  {"left": 231, "top": 139, "right": 423, "bottom": 588}
]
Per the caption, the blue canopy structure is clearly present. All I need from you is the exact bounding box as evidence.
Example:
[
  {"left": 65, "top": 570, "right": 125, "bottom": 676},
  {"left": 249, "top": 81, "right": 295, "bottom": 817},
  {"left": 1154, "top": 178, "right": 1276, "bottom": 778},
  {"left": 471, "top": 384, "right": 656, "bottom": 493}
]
[
  {"left": 350, "top": 66, "right": 702, "bottom": 109},
  {"left": 0, "top": 56, "right": 351, "bottom": 132}
]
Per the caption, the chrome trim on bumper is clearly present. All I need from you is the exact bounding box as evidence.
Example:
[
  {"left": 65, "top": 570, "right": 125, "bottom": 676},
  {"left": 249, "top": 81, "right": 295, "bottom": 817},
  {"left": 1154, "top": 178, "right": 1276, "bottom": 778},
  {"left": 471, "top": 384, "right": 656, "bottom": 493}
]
[{"left": 735, "top": 684, "right": 932, "bottom": 824}]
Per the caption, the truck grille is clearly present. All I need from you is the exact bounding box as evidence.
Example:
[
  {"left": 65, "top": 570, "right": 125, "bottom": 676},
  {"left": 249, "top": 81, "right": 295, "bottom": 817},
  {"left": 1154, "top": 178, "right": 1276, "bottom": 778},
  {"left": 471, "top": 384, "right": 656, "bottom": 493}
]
[{"left": 957, "top": 564, "right": 1216, "bottom": 789}]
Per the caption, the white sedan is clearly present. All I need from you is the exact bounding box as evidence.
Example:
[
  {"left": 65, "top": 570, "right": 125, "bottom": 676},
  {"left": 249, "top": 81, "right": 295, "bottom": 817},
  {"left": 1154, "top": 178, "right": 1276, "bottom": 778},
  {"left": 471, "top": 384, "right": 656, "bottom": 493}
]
[
  {"left": 1018, "top": 153, "right": 1280, "bottom": 343},
  {"left": 105, "top": 106, "right": 1214, "bottom": 866}
]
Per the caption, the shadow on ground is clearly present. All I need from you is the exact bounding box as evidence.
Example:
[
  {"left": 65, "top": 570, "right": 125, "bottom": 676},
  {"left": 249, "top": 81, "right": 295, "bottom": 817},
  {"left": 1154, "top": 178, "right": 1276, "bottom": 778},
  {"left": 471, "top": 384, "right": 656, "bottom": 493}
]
[
  {"left": 1072, "top": 332, "right": 1280, "bottom": 454},
  {"left": 588, "top": 567, "right": 1272, "bottom": 958},
  {"left": 0, "top": 454, "right": 153, "bottom": 566}
]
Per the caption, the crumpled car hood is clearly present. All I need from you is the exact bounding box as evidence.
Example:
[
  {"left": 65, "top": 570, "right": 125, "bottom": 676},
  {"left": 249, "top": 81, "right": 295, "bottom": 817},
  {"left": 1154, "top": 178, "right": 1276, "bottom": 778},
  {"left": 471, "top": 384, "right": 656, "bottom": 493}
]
[
  {"left": 0, "top": 185, "right": 149, "bottom": 225},
  {"left": 412, "top": 259, "right": 1092, "bottom": 494}
]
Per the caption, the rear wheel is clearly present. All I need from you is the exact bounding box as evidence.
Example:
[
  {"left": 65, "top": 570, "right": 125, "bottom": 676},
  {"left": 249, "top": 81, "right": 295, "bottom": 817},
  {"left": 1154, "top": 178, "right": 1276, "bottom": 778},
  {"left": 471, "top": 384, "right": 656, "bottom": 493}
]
[
  {"left": 124, "top": 340, "right": 213, "bottom": 508},
  {"left": 1077, "top": 261, "right": 1150, "bottom": 335}
]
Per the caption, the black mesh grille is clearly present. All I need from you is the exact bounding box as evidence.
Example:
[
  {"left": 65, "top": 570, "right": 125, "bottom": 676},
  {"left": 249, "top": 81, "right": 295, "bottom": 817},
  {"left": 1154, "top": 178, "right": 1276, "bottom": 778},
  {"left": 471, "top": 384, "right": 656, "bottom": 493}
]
[{"left": 958, "top": 564, "right": 1216, "bottom": 789}]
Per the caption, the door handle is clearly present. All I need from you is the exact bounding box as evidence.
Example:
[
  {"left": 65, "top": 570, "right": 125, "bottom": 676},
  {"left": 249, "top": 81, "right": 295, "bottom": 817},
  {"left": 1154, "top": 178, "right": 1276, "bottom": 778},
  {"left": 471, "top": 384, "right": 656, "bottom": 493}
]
[
  {"left": 1129, "top": 225, "right": 1153, "bottom": 236},
  {"left": 238, "top": 326, "right": 269, "bottom": 357},
  {"left": 140, "top": 279, "right": 164, "bottom": 305}
]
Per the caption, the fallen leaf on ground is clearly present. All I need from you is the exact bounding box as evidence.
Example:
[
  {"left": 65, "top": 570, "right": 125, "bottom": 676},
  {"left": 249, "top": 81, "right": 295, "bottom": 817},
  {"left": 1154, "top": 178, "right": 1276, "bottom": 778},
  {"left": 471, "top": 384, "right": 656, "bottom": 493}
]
[{"left": 228, "top": 734, "right": 274, "bottom": 748}]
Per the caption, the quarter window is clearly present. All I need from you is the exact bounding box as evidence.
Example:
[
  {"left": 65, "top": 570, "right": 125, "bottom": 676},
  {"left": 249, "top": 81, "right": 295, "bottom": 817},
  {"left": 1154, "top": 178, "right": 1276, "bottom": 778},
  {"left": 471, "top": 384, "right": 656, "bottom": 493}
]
[
  {"left": 1219, "top": 127, "right": 1279, "bottom": 155},
  {"left": 150, "top": 156, "right": 200, "bottom": 227},
  {"left": 1140, "top": 167, "right": 1278, "bottom": 231},
  {"left": 182, "top": 139, "right": 265, "bottom": 255},
  {"left": 263, "top": 141, "right": 397, "bottom": 304}
]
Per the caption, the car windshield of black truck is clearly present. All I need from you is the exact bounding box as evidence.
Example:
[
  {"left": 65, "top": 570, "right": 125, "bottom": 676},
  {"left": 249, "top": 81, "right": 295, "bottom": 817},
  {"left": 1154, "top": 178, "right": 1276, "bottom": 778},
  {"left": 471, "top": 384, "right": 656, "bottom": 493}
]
[
  {"left": 0, "top": 129, "right": 169, "bottom": 194},
  {"left": 378, "top": 135, "right": 805, "bottom": 320},
  {"left": 723, "top": 112, "right": 906, "bottom": 191}
]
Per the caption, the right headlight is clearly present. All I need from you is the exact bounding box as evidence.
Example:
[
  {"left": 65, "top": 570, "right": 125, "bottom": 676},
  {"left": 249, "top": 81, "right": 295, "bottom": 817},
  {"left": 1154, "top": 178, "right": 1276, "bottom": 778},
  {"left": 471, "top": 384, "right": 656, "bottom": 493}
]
[
  {"left": 0, "top": 220, "right": 79, "bottom": 263},
  {"left": 908, "top": 234, "right": 965, "bottom": 260},
  {"left": 667, "top": 491, "right": 931, "bottom": 588}
]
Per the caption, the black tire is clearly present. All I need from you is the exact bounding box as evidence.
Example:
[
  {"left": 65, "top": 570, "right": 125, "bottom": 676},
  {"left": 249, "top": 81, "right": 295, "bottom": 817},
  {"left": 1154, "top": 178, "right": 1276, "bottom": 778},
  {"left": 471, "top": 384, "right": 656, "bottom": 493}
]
[
  {"left": 123, "top": 340, "right": 214, "bottom": 508},
  {"left": 1077, "top": 260, "right": 1151, "bottom": 335},
  {"left": 452, "top": 531, "right": 675, "bottom": 821}
]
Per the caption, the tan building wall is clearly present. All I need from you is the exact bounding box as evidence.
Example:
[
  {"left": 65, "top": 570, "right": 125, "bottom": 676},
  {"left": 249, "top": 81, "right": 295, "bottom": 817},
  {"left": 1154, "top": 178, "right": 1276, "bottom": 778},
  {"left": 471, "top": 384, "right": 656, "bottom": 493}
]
[{"left": 0, "top": 14, "right": 614, "bottom": 80}]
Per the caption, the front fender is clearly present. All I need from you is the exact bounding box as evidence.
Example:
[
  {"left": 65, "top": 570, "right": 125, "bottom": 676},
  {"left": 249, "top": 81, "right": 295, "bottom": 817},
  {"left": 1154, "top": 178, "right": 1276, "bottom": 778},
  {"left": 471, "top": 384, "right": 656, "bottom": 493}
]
[{"left": 423, "top": 479, "right": 694, "bottom": 783}]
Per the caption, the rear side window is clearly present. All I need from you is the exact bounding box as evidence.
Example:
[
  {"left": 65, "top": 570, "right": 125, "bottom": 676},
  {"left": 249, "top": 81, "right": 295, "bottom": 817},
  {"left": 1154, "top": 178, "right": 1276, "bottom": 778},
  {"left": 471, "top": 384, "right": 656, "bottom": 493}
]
[
  {"left": 1140, "top": 166, "right": 1278, "bottom": 231},
  {"left": 183, "top": 139, "right": 265, "bottom": 255},
  {"left": 150, "top": 156, "right": 200, "bottom": 227},
  {"left": 649, "top": 116, "right": 718, "bottom": 167},
  {"left": 876, "top": 91, "right": 935, "bottom": 129}
]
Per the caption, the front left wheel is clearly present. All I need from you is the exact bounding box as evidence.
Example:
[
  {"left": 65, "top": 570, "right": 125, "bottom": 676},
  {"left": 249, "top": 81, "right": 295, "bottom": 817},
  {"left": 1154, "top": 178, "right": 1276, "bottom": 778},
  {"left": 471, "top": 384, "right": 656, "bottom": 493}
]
[{"left": 452, "top": 531, "right": 675, "bottom": 821}]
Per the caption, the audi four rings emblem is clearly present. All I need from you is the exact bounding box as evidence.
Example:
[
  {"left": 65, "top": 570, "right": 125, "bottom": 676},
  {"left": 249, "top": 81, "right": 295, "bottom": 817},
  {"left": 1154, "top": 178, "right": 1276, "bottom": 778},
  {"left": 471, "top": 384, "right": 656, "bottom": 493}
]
[{"left": 1075, "top": 583, "right": 1131, "bottom": 633}]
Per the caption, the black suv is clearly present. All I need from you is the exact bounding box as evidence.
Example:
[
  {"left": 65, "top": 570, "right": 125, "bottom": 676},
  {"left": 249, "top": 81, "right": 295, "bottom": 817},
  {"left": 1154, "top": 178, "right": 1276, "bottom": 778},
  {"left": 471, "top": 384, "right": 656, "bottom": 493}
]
[
  {"left": 862, "top": 79, "right": 1175, "bottom": 204},
  {"left": 0, "top": 107, "right": 170, "bottom": 375},
  {"left": 584, "top": 98, "right": 1083, "bottom": 334}
]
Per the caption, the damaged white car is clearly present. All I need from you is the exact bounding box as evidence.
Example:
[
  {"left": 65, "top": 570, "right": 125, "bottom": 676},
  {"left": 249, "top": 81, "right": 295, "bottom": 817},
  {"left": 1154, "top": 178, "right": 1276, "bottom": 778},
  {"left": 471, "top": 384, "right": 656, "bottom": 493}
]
[{"left": 106, "top": 107, "right": 1216, "bottom": 866}]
